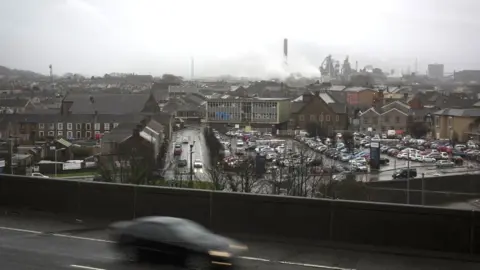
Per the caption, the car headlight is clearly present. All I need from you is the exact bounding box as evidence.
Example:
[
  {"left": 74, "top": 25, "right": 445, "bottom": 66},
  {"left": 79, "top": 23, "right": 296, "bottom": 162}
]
[
  {"left": 229, "top": 244, "right": 248, "bottom": 251},
  {"left": 208, "top": 250, "right": 232, "bottom": 257}
]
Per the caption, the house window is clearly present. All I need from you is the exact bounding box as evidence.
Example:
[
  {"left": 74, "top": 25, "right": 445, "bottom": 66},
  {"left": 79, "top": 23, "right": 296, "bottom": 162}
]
[
  {"left": 86, "top": 131, "right": 91, "bottom": 138},
  {"left": 435, "top": 116, "right": 440, "bottom": 127},
  {"left": 113, "top": 122, "right": 119, "bottom": 128},
  {"left": 448, "top": 116, "right": 452, "bottom": 127},
  {"left": 48, "top": 131, "right": 54, "bottom": 136},
  {"left": 85, "top": 123, "right": 91, "bottom": 130},
  {"left": 67, "top": 131, "right": 73, "bottom": 139},
  {"left": 310, "top": 115, "right": 316, "bottom": 121},
  {"left": 299, "top": 115, "right": 305, "bottom": 121},
  {"left": 39, "top": 131, "right": 44, "bottom": 138},
  {"left": 76, "top": 131, "right": 81, "bottom": 139},
  {"left": 326, "top": 115, "right": 331, "bottom": 122},
  {"left": 384, "top": 116, "right": 390, "bottom": 123},
  {"left": 363, "top": 117, "right": 369, "bottom": 124},
  {"left": 336, "top": 115, "right": 339, "bottom": 122},
  {"left": 48, "top": 123, "right": 55, "bottom": 130},
  {"left": 94, "top": 123, "right": 100, "bottom": 130},
  {"left": 76, "top": 123, "right": 81, "bottom": 130},
  {"left": 67, "top": 123, "right": 72, "bottom": 130},
  {"left": 39, "top": 123, "right": 44, "bottom": 129},
  {"left": 395, "top": 116, "right": 400, "bottom": 123},
  {"left": 57, "top": 123, "right": 63, "bottom": 130},
  {"left": 58, "top": 131, "right": 63, "bottom": 137},
  {"left": 104, "top": 123, "right": 110, "bottom": 130}
]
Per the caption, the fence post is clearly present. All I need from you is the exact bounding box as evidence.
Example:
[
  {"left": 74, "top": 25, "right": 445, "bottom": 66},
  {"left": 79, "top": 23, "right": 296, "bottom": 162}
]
[
  {"left": 209, "top": 190, "right": 213, "bottom": 230},
  {"left": 329, "top": 200, "right": 335, "bottom": 241},
  {"left": 470, "top": 210, "right": 475, "bottom": 255},
  {"left": 133, "top": 184, "right": 137, "bottom": 219},
  {"left": 421, "top": 173, "right": 425, "bottom": 205}
]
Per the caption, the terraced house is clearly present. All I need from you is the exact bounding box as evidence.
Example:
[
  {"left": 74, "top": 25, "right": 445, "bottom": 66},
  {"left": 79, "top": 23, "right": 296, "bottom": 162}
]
[
  {"left": 289, "top": 91, "right": 348, "bottom": 135},
  {"left": 358, "top": 101, "right": 410, "bottom": 134}
]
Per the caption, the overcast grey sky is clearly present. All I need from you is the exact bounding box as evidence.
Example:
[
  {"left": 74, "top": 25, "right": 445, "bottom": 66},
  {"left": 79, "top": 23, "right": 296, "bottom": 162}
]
[{"left": 1, "top": 0, "right": 479, "bottom": 78}]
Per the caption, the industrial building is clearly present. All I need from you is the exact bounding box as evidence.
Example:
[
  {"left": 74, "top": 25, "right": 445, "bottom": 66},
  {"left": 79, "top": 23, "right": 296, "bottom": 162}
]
[{"left": 427, "top": 64, "right": 444, "bottom": 79}]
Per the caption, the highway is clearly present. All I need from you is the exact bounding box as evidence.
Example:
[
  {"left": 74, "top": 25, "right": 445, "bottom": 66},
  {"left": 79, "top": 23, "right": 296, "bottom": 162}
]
[
  {"left": 0, "top": 215, "right": 478, "bottom": 270},
  {"left": 164, "top": 127, "right": 211, "bottom": 181}
]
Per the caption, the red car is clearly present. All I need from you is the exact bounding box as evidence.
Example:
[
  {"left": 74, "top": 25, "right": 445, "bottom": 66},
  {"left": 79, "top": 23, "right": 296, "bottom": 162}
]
[{"left": 174, "top": 144, "right": 182, "bottom": 156}]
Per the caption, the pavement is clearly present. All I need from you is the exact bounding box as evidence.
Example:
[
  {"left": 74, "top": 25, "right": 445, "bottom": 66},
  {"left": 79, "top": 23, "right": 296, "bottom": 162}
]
[
  {"left": 164, "top": 127, "right": 211, "bottom": 181},
  {"left": 0, "top": 214, "right": 478, "bottom": 270}
]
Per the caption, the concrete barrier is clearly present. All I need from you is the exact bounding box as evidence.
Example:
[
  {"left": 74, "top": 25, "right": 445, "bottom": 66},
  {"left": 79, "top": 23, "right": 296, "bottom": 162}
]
[{"left": 0, "top": 174, "right": 478, "bottom": 255}]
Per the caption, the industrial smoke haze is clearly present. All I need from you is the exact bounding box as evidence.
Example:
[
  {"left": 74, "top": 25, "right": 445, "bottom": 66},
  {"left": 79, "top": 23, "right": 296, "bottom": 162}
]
[{"left": 3, "top": 0, "right": 480, "bottom": 78}]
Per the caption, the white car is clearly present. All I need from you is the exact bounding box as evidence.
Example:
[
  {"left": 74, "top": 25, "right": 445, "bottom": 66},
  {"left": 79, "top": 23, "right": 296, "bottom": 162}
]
[
  {"left": 182, "top": 137, "right": 189, "bottom": 144},
  {"left": 194, "top": 159, "right": 203, "bottom": 168},
  {"left": 31, "top": 173, "right": 49, "bottom": 178},
  {"left": 422, "top": 156, "right": 436, "bottom": 163}
]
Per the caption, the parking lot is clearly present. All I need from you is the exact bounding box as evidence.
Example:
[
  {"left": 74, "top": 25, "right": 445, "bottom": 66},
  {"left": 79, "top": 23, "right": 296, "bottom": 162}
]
[{"left": 214, "top": 129, "right": 480, "bottom": 182}]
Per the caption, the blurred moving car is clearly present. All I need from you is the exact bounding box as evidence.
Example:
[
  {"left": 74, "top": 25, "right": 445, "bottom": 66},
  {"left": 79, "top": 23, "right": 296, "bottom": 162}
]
[
  {"left": 194, "top": 159, "right": 203, "bottom": 168},
  {"left": 174, "top": 143, "right": 183, "bottom": 156},
  {"left": 109, "top": 216, "right": 248, "bottom": 269},
  {"left": 178, "top": 159, "right": 188, "bottom": 167}
]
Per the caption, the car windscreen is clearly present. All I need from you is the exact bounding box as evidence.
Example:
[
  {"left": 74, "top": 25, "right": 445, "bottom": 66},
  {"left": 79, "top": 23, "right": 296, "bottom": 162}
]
[{"left": 171, "top": 221, "right": 211, "bottom": 240}]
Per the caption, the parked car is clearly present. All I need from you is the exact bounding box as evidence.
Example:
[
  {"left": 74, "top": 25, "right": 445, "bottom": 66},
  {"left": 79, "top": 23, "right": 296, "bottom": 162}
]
[
  {"left": 436, "top": 160, "right": 455, "bottom": 168},
  {"left": 31, "top": 173, "right": 49, "bottom": 178},
  {"left": 392, "top": 168, "right": 417, "bottom": 179},
  {"left": 109, "top": 216, "right": 248, "bottom": 268}
]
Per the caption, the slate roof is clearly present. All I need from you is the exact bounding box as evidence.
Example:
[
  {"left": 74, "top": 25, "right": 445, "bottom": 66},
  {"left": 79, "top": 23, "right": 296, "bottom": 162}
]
[
  {"left": 101, "top": 122, "right": 139, "bottom": 143},
  {"left": 434, "top": 108, "right": 480, "bottom": 117},
  {"left": 64, "top": 93, "right": 152, "bottom": 114},
  {"left": 0, "top": 113, "right": 145, "bottom": 124},
  {"left": 0, "top": 98, "right": 29, "bottom": 107}
]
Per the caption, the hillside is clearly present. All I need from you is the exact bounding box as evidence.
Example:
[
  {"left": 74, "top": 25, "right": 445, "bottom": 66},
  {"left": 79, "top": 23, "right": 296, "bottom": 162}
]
[{"left": 0, "top": 65, "right": 45, "bottom": 79}]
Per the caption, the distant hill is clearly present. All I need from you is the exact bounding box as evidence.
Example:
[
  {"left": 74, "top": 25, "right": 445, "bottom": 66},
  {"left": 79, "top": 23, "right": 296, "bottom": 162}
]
[{"left": 0, "top": 65, "right": 45, "bottom": 79}]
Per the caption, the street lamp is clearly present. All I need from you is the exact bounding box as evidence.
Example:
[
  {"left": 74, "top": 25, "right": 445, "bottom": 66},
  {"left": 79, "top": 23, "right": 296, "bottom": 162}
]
[
  {"left": 50, "top": 146, "right": 66, "bottom": 177},
  {"left": 189, "top": 141, "right": 196, "bottom": 184}
]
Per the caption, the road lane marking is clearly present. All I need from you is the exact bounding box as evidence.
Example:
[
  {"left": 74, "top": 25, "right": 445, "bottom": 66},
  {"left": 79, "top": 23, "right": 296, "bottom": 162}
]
[
  {"left": 53, "top": 233, "right": 114, "bottom": 243},
  {"left": 0, "top": 226, "right": 42, "bottom": 234},
  {"left": 70, "top": 265, "right": 105, "bottom": 270},
  {"left": 0, "top": 225, "right": 354, "bottom": 269},
  {"left": 239, "top": 256, "right": 271, "bottom": 262},
  {"left": 279, "top": 260, "right": 356, "bottom": 270}
]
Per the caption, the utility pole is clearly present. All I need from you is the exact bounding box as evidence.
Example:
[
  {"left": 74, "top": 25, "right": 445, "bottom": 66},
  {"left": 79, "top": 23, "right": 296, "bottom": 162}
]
[
  {"left": 406, "top": 150, "right": 411, "bottom": 204},
  {"left": 189, "top": 141, "right": 195, "bottom": 185}
]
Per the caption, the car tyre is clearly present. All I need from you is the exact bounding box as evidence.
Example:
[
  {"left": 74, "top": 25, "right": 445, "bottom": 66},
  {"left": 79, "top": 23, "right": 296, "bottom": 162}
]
[
  {"left": 120, "top": 246, "right": 140, "bottom": 263},
  {"left": 185, "top": 254, "right": 211, "bottom": 270}
]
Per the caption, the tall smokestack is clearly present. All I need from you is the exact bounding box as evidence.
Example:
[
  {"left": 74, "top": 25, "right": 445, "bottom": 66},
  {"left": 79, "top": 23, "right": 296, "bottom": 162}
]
[
  {"left": 283, "top": 38, "right": 288, "bottom": 66},
  {"left": 190, "top": 57, "right": 194, "bottom": 80}
]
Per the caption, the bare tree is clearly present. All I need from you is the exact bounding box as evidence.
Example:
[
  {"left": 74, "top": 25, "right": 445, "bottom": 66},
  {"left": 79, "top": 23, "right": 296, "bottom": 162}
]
[
  {"left": 226, "top": 156, "right": 261, "bottom": 193},
  {"left": 284, "top": 146, "right": 316, "bottom": 196},
  {"left": 97, "top": 149, "right": 150, "bottom": 185},
  {"left": 206, "top": 161, "right": 227, "bottom": 191}
]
